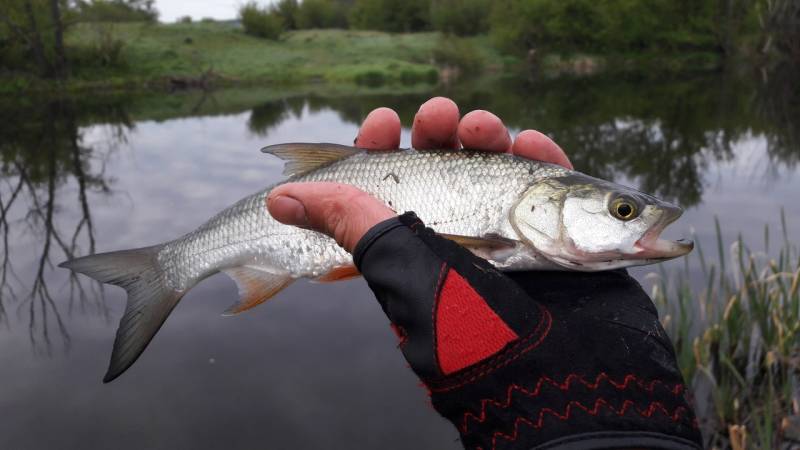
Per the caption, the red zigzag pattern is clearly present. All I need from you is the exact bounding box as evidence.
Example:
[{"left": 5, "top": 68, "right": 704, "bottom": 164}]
[
  {"left": 474, "top": 398, "right": 691, "bottom": 450},
  {"left": 461, "top": 373, "right": 685, "bottom": 433}
]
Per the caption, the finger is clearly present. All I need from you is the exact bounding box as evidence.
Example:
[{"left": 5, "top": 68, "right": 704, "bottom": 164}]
[
  {"left": 512, "top": 130, "right": 573, "bottom": 169},
  {"left": 355, "top": 107, "right": 401, "bottom": 151},
  {"left": 267, "top": 182, "right": 396, "bottom": 253},
  {"left": 411, "top": 97, "right": 460, "bottom": 150},
  {"left": 457, "top": 110, "right": 512, "bottom": 152}
]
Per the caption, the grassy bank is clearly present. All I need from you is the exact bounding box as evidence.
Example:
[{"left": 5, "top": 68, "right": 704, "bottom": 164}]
[
  {"left": 2, "top": 21, "right": 510, "bottom": 93},
  {"left": 1, "top": 19, "right": 733, "bottom": 95}
]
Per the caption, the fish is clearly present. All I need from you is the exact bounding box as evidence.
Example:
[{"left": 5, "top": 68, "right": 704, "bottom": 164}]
[{"left": 60, "top": 143, "right": 693, "bottom": 382}]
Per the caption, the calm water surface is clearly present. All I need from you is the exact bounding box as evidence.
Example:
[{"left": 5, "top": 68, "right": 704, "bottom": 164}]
[{"left": 1, "top": 72, "right": 798, "bottom": 449}]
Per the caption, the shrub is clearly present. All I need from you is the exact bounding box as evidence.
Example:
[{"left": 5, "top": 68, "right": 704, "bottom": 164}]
[
  {"left": 68, "top": 24, "right": 127, "bottom": 69},
  {"left": 296, "top": 0, "right": 348, "bottom": 29},
  {"left": 350, "top": 0, "right": 431, "bottom": 32},
  {"left": 239, "top": 2, "right": 285, "bottom": 40},
  {"left": 488, "top": 0, "right": 724, "bottom": 55},
  {"left": 432, "top": 35, "right": 484, "bottom": 72},
  {"left": 274, "top": 0, "right": 299, "bottom": 30},
  {"left": 178, "top": 15, "right": 192, "bottom": 23},
  {"left": 76, "top": 0, "right": 158, "bottom": 23},
  {"left": 430, "top": 0, "right": 491, "bottom": 36}
]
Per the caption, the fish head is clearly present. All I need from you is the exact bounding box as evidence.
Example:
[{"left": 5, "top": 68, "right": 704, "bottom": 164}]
[{"left": 510, "top": 173, "right": 693, "bottom": 270}]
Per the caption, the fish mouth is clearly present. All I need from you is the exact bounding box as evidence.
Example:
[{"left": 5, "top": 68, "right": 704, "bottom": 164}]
[{"left": 632, "top": 204, "right": 694, "bottom": 260}]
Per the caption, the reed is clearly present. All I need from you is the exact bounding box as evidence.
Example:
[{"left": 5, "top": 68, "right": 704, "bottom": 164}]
[{"left": 652, "top": 211, "right": 800, "bottom": 448}]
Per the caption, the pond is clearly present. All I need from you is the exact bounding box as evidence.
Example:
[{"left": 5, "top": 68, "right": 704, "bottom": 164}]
[{"left": 1, "top": 70, "right": 799, "bottom": 449}]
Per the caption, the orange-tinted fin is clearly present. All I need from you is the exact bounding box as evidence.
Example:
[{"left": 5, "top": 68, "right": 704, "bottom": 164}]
[
  {"left": 314, "top": 264, "right": 362, "bottom": 282},
  {"left": 221, "top": 266, "right": 293, "bottom": 316},
  {"left": 438, "top": 233, "right": 517, "bottom": 251}
]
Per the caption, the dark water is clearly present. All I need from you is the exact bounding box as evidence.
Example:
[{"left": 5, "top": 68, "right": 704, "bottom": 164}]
[{"left": 1, "top": 70, "right": 798, "bottom": 449}]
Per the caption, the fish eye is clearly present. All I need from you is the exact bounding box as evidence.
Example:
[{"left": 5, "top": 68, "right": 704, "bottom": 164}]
[{"left": 609, "top": 196, "right": 639, "bottom": 221}]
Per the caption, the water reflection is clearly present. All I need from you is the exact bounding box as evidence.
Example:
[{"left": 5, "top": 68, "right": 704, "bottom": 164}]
[
  {"left": 0, "top": 97, "right": 127, "bottom": 352},
  {"left": 0, "top": 68, "right": 798, "bottom": 449},
  {"left": 2, "top": 68, "right": 799, "bottom": 352}
]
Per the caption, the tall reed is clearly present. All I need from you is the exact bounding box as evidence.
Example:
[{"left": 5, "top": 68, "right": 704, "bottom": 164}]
[{"left": 652, "top": 211, "right": 799, "bottom": 448}]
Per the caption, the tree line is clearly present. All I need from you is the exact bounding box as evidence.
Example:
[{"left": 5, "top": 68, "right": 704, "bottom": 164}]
[
  {"left": 0, "top": 0, "right": 156, "bottom": 79},
  {"left": 244, "top": 0, "right": 798, "bottom": 61}
]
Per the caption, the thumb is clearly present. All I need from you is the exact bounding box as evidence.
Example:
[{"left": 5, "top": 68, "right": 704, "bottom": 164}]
[{"left": 266, "top": 182, "right": 396, "bottom": 253}]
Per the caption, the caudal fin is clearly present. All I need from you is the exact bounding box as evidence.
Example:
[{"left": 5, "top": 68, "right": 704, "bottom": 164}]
[{"left": 59, "top": 246, "right": 183, "bottom": 383}]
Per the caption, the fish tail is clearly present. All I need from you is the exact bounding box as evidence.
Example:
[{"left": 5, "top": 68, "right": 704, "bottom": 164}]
[{"left": 59, "top": 245, "right": 183, "bottom": 383}]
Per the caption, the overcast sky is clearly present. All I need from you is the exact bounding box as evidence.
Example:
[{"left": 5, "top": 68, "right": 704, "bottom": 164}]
[{"left": 155, "top": 0, "right": 259, "bottom": 22}]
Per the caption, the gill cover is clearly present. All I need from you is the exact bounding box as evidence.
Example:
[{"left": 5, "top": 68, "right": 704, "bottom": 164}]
[{"left": 510, "top": 174, "right": 691, "bottom": 270}]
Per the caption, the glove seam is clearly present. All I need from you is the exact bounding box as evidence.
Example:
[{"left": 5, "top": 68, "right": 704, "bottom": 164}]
[
  {"left": 428, "top": 303, "right": 553, "bottom": 392},
  {"left": 460, "top": 373, "right": 688, "bottom": 434},
  {"left": 352, "top": 216, "right": 406, "bottom": 270},
  {"left": 473, "top": 398, "right": 696, "bottom": 450},
  {"left": 430, "top": 261, "right": 449, "bottom": 377}
]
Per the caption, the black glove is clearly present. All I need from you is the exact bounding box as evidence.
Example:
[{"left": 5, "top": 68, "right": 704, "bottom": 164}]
[{"left": 353, "top": 212, "right": 702, "bottom": 450}]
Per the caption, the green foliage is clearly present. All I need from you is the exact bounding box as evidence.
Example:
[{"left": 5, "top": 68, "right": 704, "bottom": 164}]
[
  {"left": 432, "top": 35, "right": 483, "bottom": 72},
  {"left": 759, "top": 0, "right": 800, "bottom": 61},
  {"left": 295, "top": 0, "right": 348, "bottom": 29},
  {"left": 0, "top": 0, "right": 62, "bottom": 76},
  {"left": 75, "top": 0, "right": 158, "bottom": 23},
  {"left": 68, "top": 24, "right": 127, "bottom": 71},
  {"left": 178, "top": 15, "right": 192, "bottom": 24},
  {"left": 488, "top": 0, "right": 725, "bottom": 55},
  {"left": 239, "top": 2, "right": 285, "bottom": 40},
  {"left": 430, "top": 0, "right": 491, "bottom": 36},
  {"left": 274, "top": 0, "right": 299, "bottom": 30},
  {"left": 653, "top": 216, "right": 800, "bottom": 447},
  {"left": 350, "top": 0, "right": 431, "bottom": 32}
]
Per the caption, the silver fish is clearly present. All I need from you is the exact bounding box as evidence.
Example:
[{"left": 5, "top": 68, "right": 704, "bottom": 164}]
[{"left": 60, "top": 143, "right": 692, "bottom": 382}]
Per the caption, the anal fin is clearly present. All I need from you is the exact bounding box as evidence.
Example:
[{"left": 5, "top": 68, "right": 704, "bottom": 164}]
[
  {"left": 221, "top": 266, "right": 293, "bottom": 316},
  {"left": 314, "top": 264, "right": 361, "bottom": 282}
]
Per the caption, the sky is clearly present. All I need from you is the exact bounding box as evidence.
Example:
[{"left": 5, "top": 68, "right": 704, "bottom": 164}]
[{"left": 155, "top": 0, "right": 256, "bottom": 22}]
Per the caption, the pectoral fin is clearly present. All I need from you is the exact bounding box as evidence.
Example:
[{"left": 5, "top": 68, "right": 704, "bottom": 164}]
[
  {"left": 438, "top": 233, "right": 517, "bottom": 250},
  {"left": 221, "top": 266, "right": 293, "bottom": 316},
  {"left": 438, "top": 233, "right": 519, "bottom": 260}
]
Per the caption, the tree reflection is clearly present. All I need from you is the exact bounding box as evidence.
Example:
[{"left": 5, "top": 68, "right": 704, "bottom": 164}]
[
  {"left": 2, "top": 68, "right": 797, "bottom": 354},
  {"left": 0, "top": 97, "right": 125, "bottom": 354},
  {"left": 254, "top": 70, "right": 797, "bottom": 207}
]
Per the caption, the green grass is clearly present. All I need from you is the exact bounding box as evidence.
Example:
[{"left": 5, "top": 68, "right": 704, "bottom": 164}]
[
  {"left": 652, "top": 212, "right": 800, "bottom": 449},
  {"left": 9, "top": 22, "right": 510, "bottom": 93}
]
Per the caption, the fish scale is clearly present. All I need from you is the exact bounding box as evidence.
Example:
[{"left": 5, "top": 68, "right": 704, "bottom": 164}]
[
  {"left": 60, "top": 143, "right": 690, "bottom": 382},
  {"left": 158, "top": 149, "right": 567, "bottom": 290}
]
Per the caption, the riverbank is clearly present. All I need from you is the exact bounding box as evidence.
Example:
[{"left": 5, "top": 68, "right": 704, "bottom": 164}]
[
  {"left": 0, "top": 21, "right": 734, "bottom": 95},
  {"left": 1, "top": 22, "right": 512, "bottom": 94}
]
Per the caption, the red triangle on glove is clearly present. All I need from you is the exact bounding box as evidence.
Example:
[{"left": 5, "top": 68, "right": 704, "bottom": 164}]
[{"left": 435, "top": 268, "right": 518, "bottom": 375}]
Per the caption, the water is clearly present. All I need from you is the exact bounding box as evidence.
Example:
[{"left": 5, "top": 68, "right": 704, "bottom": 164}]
[{"left": 1, "top": 71, "right": 798, "bottom": 449}]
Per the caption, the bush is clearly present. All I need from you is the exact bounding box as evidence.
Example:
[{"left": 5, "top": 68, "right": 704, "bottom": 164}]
[
  {"left": 178, "top": 15, "right": 192, "bottom": 23},
  {"left": 239, "top": 2, "right": 285, "bottom": 40},
  {"left": 432, "top": 35, "right": 483, "bottom": 72},
  {"left": 295, "top": 0, "right": 348, "bottom": 29},
  {"left": 76, "top": 0, "right": 158, "bottom": 23},
  {"left": 350, "top": 0, "right": 431, "bottom": 32},
  {"left": 430, "top": 0, "right": 491, "bottom": 36},
  {"left": 69, "top": 24, "right": 127, "bottom": 69},
  {"left": 274, "top": 0, "right": 299, "bottom": 30},
  {"left": 488, "top": 0, "right": 724, "bottom": 55}
]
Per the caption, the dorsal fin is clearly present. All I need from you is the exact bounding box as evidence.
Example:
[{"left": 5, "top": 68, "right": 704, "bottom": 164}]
[{"left": 261, "top": 143, "right": 361, "bottom": 177}]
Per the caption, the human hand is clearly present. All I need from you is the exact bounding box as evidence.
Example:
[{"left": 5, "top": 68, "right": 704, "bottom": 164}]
[
  {"left": 266, "top": 97, "right": 572, "bottom": 252},
  {"left": 266, "top": 98, "right": 701, "bottom": 449}
]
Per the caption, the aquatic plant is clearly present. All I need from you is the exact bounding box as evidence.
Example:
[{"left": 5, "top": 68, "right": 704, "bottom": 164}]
[{"left": 652, "top": 211, "right": 800, "bottom": 449}]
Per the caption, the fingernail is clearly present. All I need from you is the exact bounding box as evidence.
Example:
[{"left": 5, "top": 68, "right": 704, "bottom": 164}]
[{"left": 269, "top": 195, "right": 309, "bottom": 227}]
